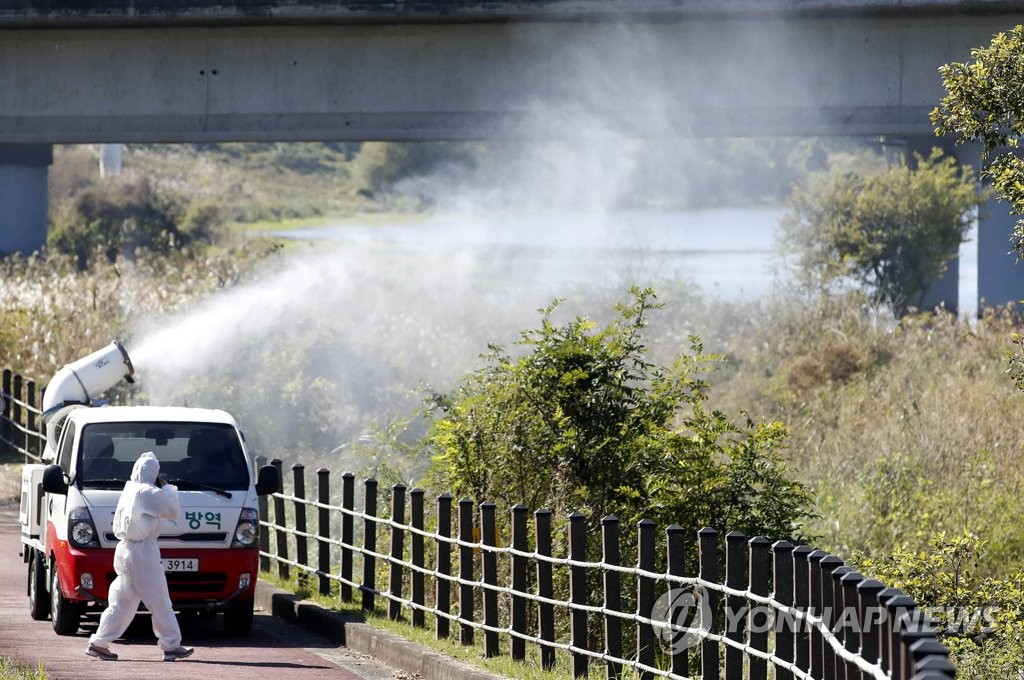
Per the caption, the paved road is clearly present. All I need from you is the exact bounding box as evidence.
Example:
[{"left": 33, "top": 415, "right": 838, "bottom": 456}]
[{"left": 0, "top": 505, "right": 401, "bottom": 680}]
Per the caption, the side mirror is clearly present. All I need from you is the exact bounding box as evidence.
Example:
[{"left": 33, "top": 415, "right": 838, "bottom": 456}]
[
  {"left": 255, "top": 465, "right": 281, "bottom": 496},
  {"left": 41, "top": 464, "right": 68, "bottom": 495}
]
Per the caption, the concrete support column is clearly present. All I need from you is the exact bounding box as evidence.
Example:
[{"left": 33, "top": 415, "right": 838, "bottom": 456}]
[{"left": 0, "top": 144, "right": 52, "bottom": 256}]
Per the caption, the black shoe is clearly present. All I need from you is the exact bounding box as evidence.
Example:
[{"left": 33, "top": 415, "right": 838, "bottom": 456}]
[
  {"left": 163, "top": 646, "right": 194, "bottom": 662},
  {"left": 86, "top": 643, "right": 118, "bottom": 661}
]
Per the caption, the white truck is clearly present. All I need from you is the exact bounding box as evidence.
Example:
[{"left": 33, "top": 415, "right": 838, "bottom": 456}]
[{"left": 19, "top": 342, "right": 281, "bottom": 636}]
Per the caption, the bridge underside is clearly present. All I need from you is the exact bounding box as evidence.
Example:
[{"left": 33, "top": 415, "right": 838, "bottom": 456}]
[{"left": 2, "top": 10, "right": 1024, "bottom": 311}]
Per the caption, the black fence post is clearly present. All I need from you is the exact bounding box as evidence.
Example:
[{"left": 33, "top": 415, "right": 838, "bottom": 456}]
[
  {"left": 26, "top": 380, "right": 37, "bottom": 460},
  {"left": 841, "top": 571, "right": 865, "bottom": 680},
  {"left": 819, "top": 556, "right": 844, "bottom": 680},
  {"left": 772, "top": 540, "right": 794, "bottom": 680},
  {"left": 831, "top": 565, "right": 853, "bottom": 680},
  {"left": 317, "top": 468, "right": 331, "bottom": 595},
  {"left": 256, "top": 455, "right": 270, "bottom": 572},
  {"left": 272, "top": 459, "right": 289, "bottom": 580},
  {"left": 699, "top": 528, "right": 721, "bottom": 680},
  {"left": 636, "top": 519, "right": 656, "bottom": 680},
  {"left": 748, "top": 537, "right": 771, "bottom": 680},
  {"left": 858, "top": 578, "right": 884, "bottom": 674},
  {"left": 568, "top": 512, "right": 588, "bottom": 678},
  {"left": 1, "top": 369, "right": 11, "bottom": 454},
  {"left": 389, "top": 484, "right": 406, "bottom": 621},
  {"left": 341, "top": 472, "right": 355, "bottom": 604},
  {"left": 362, "top": 478, "right": 378, "bottom": 612},
  {"left": 481, "top": 502, "right": 499, "bottom": 658},
  {"left": 411, "top": 488, "right": 425, "bottom": 628},
  {"left": 665, "top": 525, "right": 687, "bottom": 678},
  {"left": 883, "top": 592, "right": 916, "bottom": 679},
  {"left": 436, "top": 493, "right": 453, "bottom": 639},
  {"left": 535, "top": 508, "right": 556, "bottom": 670},
  {"left": 807, "top": 550, "right": 826, "bottom": 678},
  {"left": 793, "top": 546, "right": 812, "bottom": 674},
  {"left": 724, "top": 531, "right": 748, "bottom": 680},
  {"left": 458, "top": 497, "right": 474, "bottom": 646},
  {"left": 12, "top": 373, "right": 22, "bottom": 455},
  {"left": 602, "top": 515, "right": 622, "bottom": 680},
  {"left": 511, "top": 505, "right": 529, "bottom": 662},
  {"left": 293, "top": 464, "right": 308, "bottom": 584}
]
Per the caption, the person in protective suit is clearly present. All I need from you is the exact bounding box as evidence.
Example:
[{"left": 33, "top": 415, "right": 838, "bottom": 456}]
[{"left": 85, "top": 452, "right": 195, "bottom": 662}]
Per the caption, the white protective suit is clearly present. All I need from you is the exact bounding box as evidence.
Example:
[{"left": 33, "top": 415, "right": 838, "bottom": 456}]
[{"left": 90, "top": 452, "right": 184, "bottom": 651}]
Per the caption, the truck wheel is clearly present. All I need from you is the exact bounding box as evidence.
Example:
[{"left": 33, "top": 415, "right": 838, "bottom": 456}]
[
  {"left": 224, "top": 600, "right": 254, "bottom": 636},
  {"left": 28, "top": 551, "right": 50, "bottom": 620},
  {"left": 49, "top": 562, "right": 81, "bottom": 636}
]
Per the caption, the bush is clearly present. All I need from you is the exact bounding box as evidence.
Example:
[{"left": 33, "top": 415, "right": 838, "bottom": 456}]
[
  {"left": 425, "top": 287, "right": 813, "bottom": 553},
  {"left": 852, "top": 531, "right": 1024, "bottom": 680}
]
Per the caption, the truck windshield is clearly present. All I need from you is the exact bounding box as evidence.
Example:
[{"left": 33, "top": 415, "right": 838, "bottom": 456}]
[{"left": 77, "top": 422, "right": 249, "bottom": 491}]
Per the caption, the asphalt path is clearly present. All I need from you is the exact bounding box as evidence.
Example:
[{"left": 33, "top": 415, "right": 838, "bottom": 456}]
[{"left": 0, "top": 503, "right": 402, "bottom": 680}]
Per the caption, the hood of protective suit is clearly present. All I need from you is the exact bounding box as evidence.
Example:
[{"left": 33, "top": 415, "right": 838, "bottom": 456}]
[
  {"left": 131, "top": 452, "right": 160, "bottom": 485},
  {"left": 112, "top": 452, "right": 181, "bottom": 543}
]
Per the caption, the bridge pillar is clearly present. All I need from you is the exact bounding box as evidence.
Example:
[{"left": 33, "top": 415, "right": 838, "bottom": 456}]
[{"left": 0, "top": 145, "right": 51, "bottom": 256}]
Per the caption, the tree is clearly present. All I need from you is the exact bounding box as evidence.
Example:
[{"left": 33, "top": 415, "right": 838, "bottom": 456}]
[
  {"left": 780, "top": 150, "right": 983, "bottom": 316},
  {"left": 426, "top": 287, "right": 812, "bottom": 548},
  {"left": 931, "top": 25, "right": 1024, "bottom": 387},
  {"left": 932, "top": 26, "right": 1024, "bottom": 257}
]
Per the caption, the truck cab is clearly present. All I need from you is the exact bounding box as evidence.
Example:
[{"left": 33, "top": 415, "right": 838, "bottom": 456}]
[{"left": 19, "top": 344, "right": 280, "bottom": 637}]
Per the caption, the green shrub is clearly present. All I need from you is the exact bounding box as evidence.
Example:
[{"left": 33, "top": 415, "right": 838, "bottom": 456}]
[
  {"left": 425, "top": 287, "right": 813, "bottom": 551},
  {"left": 851, "top": 531, "right": 1024, "bottom": 680}
]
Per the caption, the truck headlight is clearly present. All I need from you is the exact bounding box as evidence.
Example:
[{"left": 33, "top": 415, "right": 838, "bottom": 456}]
[
  {"left": 68, "top": 506, "right": 99, "bottom": 548},
  {"left": 232, "top": 508, "right": 258, "bottom": 548}
]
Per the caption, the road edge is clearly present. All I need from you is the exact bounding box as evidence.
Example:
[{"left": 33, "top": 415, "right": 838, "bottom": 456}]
[{"left": 254, "top": 580, "right": 509, "bottom": 680}]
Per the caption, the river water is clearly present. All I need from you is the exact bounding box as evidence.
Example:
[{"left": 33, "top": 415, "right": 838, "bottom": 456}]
[{"left": 275, "top": 207, "right": 789, "bottom": 301}]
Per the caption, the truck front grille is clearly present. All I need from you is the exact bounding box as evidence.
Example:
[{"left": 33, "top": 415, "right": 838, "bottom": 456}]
[{"left": 104, "top": 571, "right": 229, "bottom": 593}]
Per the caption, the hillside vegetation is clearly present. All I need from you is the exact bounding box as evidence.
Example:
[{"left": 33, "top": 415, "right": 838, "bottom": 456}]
[{"left": 3, "top": 141, "right": 1024, "bottom": 676}]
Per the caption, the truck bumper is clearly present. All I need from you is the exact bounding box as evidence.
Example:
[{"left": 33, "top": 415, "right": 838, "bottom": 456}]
[{"left": 58, "top": 544, "right": 258, "bottom": 610}]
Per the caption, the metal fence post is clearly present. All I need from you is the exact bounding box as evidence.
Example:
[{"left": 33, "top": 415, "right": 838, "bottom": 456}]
[
  {"left": 481, "top": 502, "right": 499, "bottom": 658},
  {"left": 389, "top": 484, "right": 407, "bottom": 621},
  {"left": 256, "top": 455, "right": 270, "bottom": 572},
  {"left": 26, "top": 380, "right": 37, "bottom": 460},
  {"left": 568, "top": 512, "right": 588, "bottom": 678},
  {"left": 793, "top": 546, "right": 812, "bottom": 673},
  {"left": 819, "top": 556, "right": 844, "bottom": 679},
  {"left": 602, "top": 515, "right": 622, "bottom": 680},
  {"left": 772, "top": 540, "right": 795, "bottom": 680},
  {"left": 831, "top": 565, "right": 853, "bottom": 680},
  {"left": 841, "top": 571, "right": 865, "bottom": 680},
  {"left": 436, "top": 493, "right": 453, "bottom": 639},
  {"left": 12, "top": 374, "right": 22, "bottom": 456},
  {"left": 665, "top": 525, "right": 687, "bottom": 678},
  {"left": 411, "top": 488, "right": 425, "bottom": 628},
  {"left": 458, "top": 497, "right": 474, "bottom": 645},
  {"left": 536, "top": 508, "right": 556, "bottom": 670},
  {"left": 272, "top": 459, "right": 289, "bottom": 580},
  {"left": 699, "top": 528, "right": 721, "bottom": 680},
  {"left": 748, "top": 537, "right": 771, "bottom": 680},
  {"left": 341, "top": 472, "right": 355, "bottom": 603},
  {"left": 807, "top": 550, "right": 826, "bottom": 678},
  {"left": 725, "top": 531, "right": 748, "bottom": 680},
  {"left": 858, "top": 578, "right": 885, "bottom": 674},
  {"left": 293, "top": 464, "right": 308, "bottom": 584},
  {"left": 317, "top": 468, "right": 331, "bottom": 595},
  {"left": 636, "top": 519, "right": 656, "bottom": 680},
  {"left": 883, "top": 592, "right": 916, "bottom": 679},
  {"left": 362, "top": 478, "right": 378, "bottom": 612},
  {"left": 511, "top": 505, "right": 529, "bottom": 661},
  {"left": 1, "top": 369, "right": 11, "bottom": 454}
]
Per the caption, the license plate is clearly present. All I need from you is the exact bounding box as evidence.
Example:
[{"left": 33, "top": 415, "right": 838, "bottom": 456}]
[{"left": 162, "top": 558, "right": 198, "bottom": 572}]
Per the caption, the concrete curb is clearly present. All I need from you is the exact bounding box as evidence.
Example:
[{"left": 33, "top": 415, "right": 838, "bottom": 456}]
[{"left": 255, "top": 580, "right": 508, "bottom": 680}]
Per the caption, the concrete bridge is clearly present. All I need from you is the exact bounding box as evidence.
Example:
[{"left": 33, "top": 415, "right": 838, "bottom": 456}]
[{"left": 2, "top": 0, "right": 1024, "bottom": 309}]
